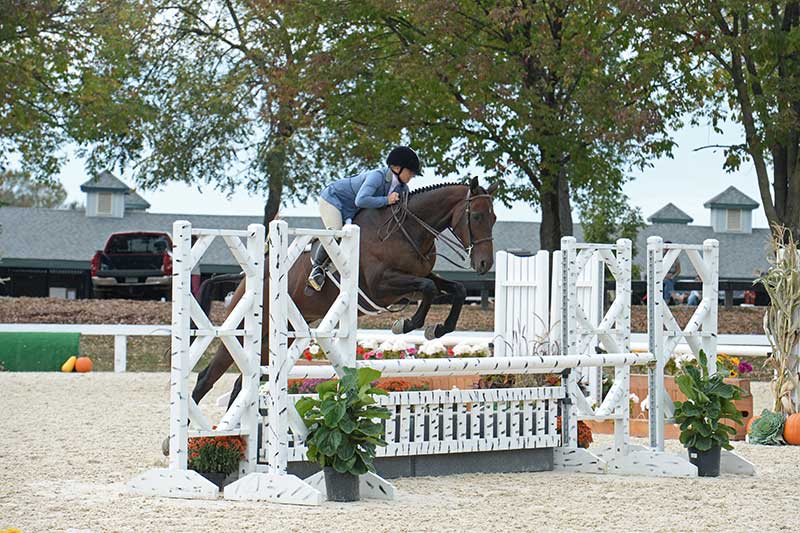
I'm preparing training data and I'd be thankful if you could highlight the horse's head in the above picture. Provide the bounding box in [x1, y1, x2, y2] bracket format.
[453, 177, 498, 275]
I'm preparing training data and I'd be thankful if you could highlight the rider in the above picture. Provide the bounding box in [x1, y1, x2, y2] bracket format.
[307, 145, 421, 291]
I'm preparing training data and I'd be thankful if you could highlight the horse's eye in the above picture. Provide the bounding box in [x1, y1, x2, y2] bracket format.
[472, 213, 482, 222]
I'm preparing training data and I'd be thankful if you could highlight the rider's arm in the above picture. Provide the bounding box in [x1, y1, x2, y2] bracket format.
[355, 170, 390, 209]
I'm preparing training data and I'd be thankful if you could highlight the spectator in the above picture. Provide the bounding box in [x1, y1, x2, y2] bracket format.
[687, 275, 702, 306]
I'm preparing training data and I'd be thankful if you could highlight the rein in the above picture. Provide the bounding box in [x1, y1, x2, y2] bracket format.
[378, 187, 494, 270]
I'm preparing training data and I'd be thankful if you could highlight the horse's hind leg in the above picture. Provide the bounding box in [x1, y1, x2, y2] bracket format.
[425, 274, 466, 339]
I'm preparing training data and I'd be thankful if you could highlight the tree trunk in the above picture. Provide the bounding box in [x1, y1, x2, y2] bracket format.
[263, 170, 282, 226]
[262, 123, 290, 227]
[539, 188, 562, 252]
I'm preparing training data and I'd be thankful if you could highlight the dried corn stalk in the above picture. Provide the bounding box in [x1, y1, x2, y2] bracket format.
[757, 226, 800, 415]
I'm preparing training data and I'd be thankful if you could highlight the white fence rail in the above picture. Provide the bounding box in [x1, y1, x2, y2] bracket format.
[0, 323, 772, 373]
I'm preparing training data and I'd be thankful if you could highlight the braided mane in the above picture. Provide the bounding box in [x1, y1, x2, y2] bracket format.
[408, 182, 468, 197]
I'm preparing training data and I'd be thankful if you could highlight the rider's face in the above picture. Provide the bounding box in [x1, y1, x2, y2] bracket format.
[397, 167, 415, 184]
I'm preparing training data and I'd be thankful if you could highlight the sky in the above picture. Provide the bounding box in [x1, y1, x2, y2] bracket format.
[55, 120, 770, 229]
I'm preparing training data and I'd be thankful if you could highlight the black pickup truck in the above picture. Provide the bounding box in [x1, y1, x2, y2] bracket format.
[90, 232, 173, 299]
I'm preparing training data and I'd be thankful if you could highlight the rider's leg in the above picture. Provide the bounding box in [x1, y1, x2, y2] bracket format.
[308, 197, 343, 291]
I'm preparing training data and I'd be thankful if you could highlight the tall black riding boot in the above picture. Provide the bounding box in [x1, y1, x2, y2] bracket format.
[307, 243, 331, 292]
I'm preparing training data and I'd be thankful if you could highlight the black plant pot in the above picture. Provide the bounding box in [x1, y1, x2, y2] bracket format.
[323, 467, 360, 502]
[197, 471, 230, 491]
[688, 446, 722, 477]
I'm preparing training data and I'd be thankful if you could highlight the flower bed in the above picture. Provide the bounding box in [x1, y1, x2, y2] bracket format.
[586, 374, 753, 440]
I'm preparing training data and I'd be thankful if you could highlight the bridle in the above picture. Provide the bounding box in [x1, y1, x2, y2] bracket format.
[379, 187, 494, 269]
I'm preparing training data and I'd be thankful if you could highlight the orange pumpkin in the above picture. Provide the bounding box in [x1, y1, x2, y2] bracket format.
[745, 416, 759, 435]
[784, 413, 800, 445]
[75, 356, 93, 373]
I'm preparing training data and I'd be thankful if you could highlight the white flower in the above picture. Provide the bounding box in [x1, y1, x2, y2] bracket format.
[378, 339, 411, 353]
[359, 339, 378, 351]
[640, 395, 650, 412]
[308, 344, 320, 355]
[419, 340, 446, 356]
[452, 342, 473, 356]
[471, 342, 491, 357]
[629, 393, 640, 404]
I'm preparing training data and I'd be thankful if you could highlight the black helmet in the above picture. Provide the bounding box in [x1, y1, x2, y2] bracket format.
[386, 146, 421, 174]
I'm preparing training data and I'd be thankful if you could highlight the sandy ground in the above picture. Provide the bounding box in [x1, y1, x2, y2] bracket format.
[1, 373, 797, 533]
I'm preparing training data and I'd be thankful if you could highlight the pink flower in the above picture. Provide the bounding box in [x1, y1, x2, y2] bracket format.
[376, 351, 384, 359]
[738, 361, 753, 374]
[364, 351, 374, 360]
[406, 347, 417, 356]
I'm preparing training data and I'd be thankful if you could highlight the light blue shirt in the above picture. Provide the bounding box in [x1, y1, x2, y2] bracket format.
[320, 166, 408, 221]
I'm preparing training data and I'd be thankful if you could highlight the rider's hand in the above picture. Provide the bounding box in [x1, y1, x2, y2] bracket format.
[388, 192, 400, 205]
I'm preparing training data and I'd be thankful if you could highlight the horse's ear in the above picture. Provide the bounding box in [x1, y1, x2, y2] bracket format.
[486, 182, 500, 195]
[469, 176, 479, 192]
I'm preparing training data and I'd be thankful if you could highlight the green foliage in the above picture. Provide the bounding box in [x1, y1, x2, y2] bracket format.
[308, 1, 686, 248]
[577, 188, 645, 256]
[673, 350, 744, 451]
[1, 1, 155, 179]
[187, 436, 246, 475]
[0, 170, 66, 207]
[295, 367, 391, 476]
[748, 409, 786, 446]
[648, 2, 800, 235]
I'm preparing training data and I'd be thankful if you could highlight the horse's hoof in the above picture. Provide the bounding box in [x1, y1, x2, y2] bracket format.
[424, 325, 439, 340]
[391, 319, 405, 335]
[161, 436, 170, 457]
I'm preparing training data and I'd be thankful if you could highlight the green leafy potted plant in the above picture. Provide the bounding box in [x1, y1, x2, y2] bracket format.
[673, 350, 745, 477]
[187, 435, 246, 490]
[295, 366, 391, 501]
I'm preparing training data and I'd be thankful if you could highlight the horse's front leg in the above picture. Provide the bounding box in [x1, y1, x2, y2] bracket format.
[425, 273, 467, 340]
[375, 270, 439, 335]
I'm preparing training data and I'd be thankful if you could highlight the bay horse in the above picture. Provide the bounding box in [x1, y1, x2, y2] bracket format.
[191, 177, 498, 410]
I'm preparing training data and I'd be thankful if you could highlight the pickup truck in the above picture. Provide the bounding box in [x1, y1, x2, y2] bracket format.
[90, 232, 173, 299]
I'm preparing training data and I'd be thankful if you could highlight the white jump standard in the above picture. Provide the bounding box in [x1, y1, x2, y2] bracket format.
[128, 221, 266, 499]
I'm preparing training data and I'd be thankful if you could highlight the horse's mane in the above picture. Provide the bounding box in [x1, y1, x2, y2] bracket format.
[408, 182, 467, 197]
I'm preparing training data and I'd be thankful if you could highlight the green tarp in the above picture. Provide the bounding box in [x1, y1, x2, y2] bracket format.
[0, 333, 80, 371]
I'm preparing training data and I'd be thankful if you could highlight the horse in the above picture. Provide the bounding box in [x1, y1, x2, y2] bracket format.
[190, 177, 499, 412]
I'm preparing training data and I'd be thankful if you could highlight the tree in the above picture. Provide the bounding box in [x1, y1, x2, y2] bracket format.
[655, 1, 800, 237]
[82, 1, 351, 225]
[0, 170, 67, 207]
[577, 190, 645, 248]
[0, 1, 153, 180]
[311, 1, 685, 250]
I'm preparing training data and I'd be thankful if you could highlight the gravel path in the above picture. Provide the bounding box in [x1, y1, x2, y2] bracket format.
[1, 374, 797, 532]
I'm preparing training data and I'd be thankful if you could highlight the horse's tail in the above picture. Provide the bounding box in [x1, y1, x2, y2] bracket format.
[198, 272, 246, 315]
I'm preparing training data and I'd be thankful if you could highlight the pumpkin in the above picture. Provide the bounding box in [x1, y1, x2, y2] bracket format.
[784, 413, 800, 445]
[746, 416, 759, 435]
[75, 356, 93, 373]
[61, 356, 77, 373]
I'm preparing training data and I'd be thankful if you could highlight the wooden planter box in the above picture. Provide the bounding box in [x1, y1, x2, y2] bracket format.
[586, 374, 753, 441]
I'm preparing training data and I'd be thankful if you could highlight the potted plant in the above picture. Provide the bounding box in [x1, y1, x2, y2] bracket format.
[295, 366, 391, 502]
[673, 350, 745, 477]
[187, 435, 246, 490]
